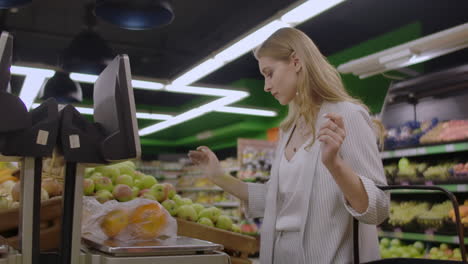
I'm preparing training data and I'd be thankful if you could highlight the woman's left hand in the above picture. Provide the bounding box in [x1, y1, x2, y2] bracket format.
[318, 113, 346, 169]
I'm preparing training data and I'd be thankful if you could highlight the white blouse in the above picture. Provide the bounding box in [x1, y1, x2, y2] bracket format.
[276, 140, 309, 231]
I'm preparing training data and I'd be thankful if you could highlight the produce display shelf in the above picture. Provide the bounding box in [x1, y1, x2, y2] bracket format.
[381, 142, 468, 160]
[388, 184, 468, 193]
[378, 230, 468, 244]
[178, 187, 223, 192]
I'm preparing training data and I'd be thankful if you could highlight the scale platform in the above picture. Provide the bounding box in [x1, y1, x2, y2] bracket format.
[81, 235, 231, 264]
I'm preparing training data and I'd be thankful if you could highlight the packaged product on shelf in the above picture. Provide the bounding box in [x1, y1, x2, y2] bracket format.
[237, 138, 276, 182]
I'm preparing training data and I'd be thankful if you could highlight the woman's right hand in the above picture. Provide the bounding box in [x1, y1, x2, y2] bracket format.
[188, 146, 224, 182]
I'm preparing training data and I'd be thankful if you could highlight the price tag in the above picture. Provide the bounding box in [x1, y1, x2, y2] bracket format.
[445, 144, 455, 152]
[452, 236, 460, 244]
[425, 181, 434, 186]
[395, 149, 418, 157]
[425, 229, 435, 240]
[457, 185, 467, 192]
[401, 181, 410, 186]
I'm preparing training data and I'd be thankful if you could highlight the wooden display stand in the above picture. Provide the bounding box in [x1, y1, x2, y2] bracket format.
[0, 196, 62, 250]
[177, 218, 259, 264]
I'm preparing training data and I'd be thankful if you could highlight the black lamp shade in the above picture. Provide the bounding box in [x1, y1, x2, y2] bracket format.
[41, 71, 83, 103]
[95, 0, 174, 30]
[61, 29, 114, 74]
[0, 0, 31, 8]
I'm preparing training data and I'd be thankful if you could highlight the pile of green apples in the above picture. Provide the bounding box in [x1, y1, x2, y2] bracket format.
[379, 238, 425, 259]
[83, 161, 176, 203]
[161, 195, 241, 233]
[427, 243, 463, 261]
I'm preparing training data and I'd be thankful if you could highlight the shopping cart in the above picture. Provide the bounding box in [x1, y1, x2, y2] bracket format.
[354, 185, 467, 264]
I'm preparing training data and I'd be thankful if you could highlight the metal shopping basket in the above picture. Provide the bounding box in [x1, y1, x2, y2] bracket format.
[354, 185, 467, 264]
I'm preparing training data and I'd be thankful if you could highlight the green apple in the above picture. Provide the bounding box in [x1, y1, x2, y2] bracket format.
[172, 195, 184, 207]
[182, 198, 193, 205]
[439, 243, 449, 251]
[133, 171, 145, 180]
[94, 177, 114, 192]
[150, 184, 166, 202]
[141, 192, 157, 200]
[231, 224, 241, 233]
[118, 166, 135, 177]
[215, 215, 233, 230]
[162, 199, 178, 216]
[398, 157, 410, 170]
[390, 238, 401, 247]
[413, 241, 424, 252]
[197, 217, 214, 227]
[95, 166, 120, 183]
[131, 186, 139, 198]
[112, 184, 133, 202]
[198, 207, 220, 223]
[380, 238, 390, 248]
[162, 183, 176, 199]
[89, 172, 104, 182]
[95, 189, 113, 203]
[84, 168, 95, 178]
[192, 203, 205, 214]
[177, 205, 198, 221]
[116, 174, 134, 187]
[83, 178, 95, 196]
[141, 175, 158, 189]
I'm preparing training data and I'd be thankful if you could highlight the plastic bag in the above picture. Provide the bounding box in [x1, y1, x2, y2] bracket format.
[82, 196, 177, 242]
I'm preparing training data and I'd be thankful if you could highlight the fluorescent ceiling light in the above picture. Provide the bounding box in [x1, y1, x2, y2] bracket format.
[337, 22, 468, 79]
[12, 66, 55, 109]
[131, 80, 164, 90]
[139, 92, 249, 136]
[31, 103, 172, 120]
[70, 72, 97, 83]
[214, 20, 290, 63]
[215, 106, 277, 117]
[171, 59, 224, 86]
[280, 0, 346, 25]
[166, 85, 249, 97]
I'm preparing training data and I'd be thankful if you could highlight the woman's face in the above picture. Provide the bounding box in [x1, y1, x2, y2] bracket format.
[258, 56, 300, 105]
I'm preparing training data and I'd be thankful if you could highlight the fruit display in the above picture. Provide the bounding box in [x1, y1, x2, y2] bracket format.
[448, 200, 468, 227]
[384, 119, 438, 150]
[84, 161, 247, 235]
[0, 162, 61, 211]
[388, 201, 429, 227]
[379, 238, 462, 260]
[452, 162, 468, 177]
[420, 120, 468, 144]
[416, 201, 452, 229]
[388, 157, 457, 183]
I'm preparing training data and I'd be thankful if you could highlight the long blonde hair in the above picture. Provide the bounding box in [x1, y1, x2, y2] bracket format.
[254, 28, 379, 147]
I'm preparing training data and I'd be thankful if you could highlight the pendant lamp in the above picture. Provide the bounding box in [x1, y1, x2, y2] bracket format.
[40, 71, 83, 103]
[95, 0, 174, 30]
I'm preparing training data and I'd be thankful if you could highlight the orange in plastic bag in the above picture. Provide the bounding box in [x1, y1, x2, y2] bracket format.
[129, 203, 168, 239]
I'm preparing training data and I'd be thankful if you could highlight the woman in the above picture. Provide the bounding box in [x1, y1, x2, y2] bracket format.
[188, 28, 389, 264]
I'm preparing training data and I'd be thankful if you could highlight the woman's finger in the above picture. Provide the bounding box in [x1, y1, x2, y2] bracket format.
[319, 124, 345, 140]
[318, 128, 343, 145]
[324, 113, 345, 131]
[318, 134, 339, 147]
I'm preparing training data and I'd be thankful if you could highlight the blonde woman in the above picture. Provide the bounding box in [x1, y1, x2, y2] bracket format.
[188, 28, 389, 264]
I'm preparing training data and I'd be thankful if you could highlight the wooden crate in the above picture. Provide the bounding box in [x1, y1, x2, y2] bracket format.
[176, 218, 259, 262]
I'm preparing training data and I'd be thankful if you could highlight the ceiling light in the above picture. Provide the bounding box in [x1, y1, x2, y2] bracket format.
[95, 0, 174, 30]
[337, 22, 468, 79]
[31, 103, 172, 120]
[215, 106, 277, 117]
[70, 72, 98, 83]
[131, 80, 164, 90]
[214, 20, 290, 63]
[12, 66, 55, 109]
[165, 84, 249, 97]
[280, 0, 346, 25]
[171, 59, 224, 86]
[139, 92, 248, 136]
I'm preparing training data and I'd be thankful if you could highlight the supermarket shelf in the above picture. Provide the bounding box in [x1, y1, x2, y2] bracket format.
[178, 187, 223, 192]
[378, 230, 468, 244]
[381, 142, 468, 160]
[388, 184, 468, 193]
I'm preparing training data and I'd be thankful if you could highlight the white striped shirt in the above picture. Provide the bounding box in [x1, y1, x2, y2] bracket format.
[246, 101, 390, 264]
